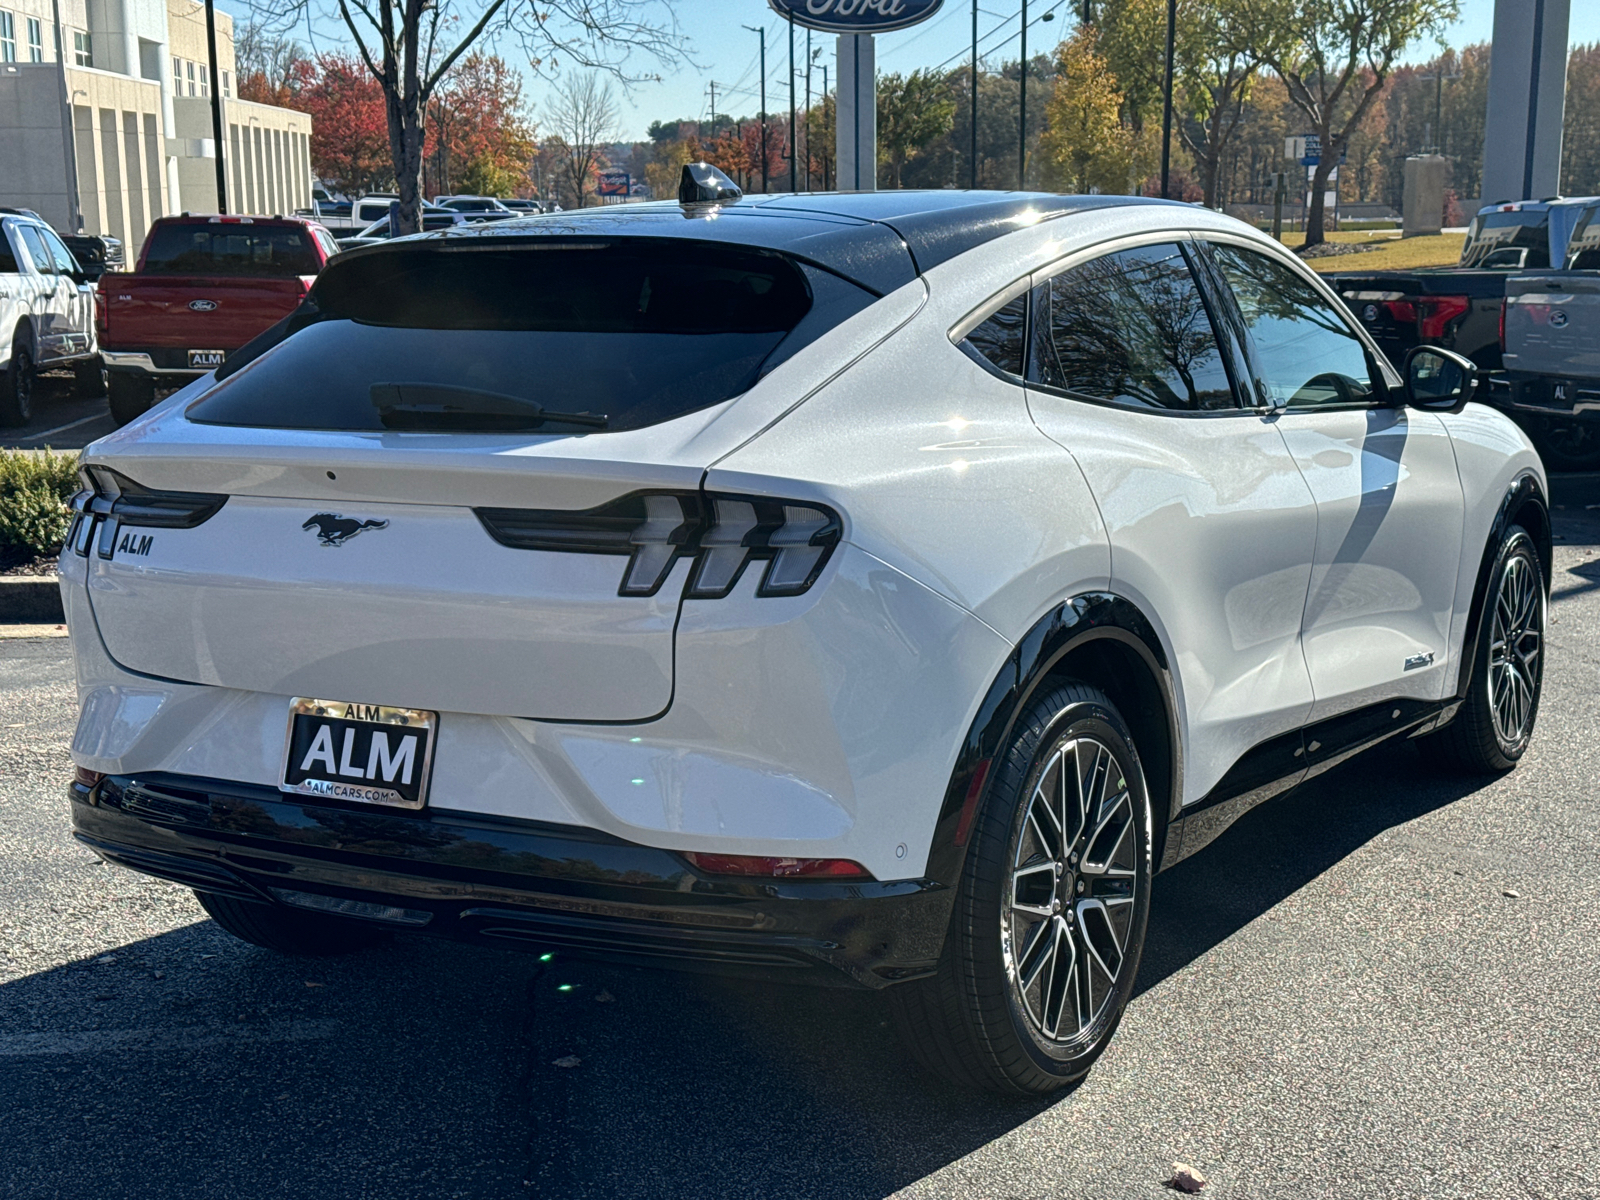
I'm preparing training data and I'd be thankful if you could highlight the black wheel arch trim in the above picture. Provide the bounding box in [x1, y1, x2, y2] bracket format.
[1455, 472, 1550, 703]
[925, 592, 1182, 891]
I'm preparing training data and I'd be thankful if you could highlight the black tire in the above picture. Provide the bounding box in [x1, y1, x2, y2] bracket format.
[890, 682, 1154, 1094]
[107, 373, 155, 427]
[1420, 526, 1545, 774]
[74, 356, 107, 398]
[194, 891, 385, 956]
[1, 341, 34, 427]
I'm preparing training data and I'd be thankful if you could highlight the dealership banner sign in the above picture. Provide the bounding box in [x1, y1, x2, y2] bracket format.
[767, 0, 943, 34]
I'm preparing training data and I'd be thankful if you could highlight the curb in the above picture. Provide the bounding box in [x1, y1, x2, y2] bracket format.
[0, 575, 66, 623]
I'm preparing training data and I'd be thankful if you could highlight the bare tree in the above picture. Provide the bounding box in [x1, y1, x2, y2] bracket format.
[235, 22, 306, 100]
[251, 0, 684, 232]
[548, 72, 621, 208]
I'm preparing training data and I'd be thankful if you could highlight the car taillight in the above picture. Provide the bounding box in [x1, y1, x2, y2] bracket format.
[681, 852, 873, 880]
[1499, 299, 1507, 351]
[68, 466, 228, 559]
[476, 491, 842, 599]
[93, 291, 107, 334]
[1418, 295, 1470, 340]
[1383, 300, 1417, 324]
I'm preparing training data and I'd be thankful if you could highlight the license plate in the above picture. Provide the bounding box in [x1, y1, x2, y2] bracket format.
[188, 349, 226, 368]
[281, 698, 437, 810]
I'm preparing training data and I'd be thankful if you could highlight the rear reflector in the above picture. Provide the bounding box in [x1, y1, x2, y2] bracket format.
[682, 852, 872, 880]
[74, 767, 105, 788]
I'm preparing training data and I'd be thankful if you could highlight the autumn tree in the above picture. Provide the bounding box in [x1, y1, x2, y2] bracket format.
[1175, 1, 1258, 208]
[1041, 30, 1129, 194]
[877, 69, 956, 188]
[427, 53, 537, 197]
[547, 72, 621, 208]
[1229, 0, 1458, 245]
[295, 54, 394, 197]
[251, 0, 685, 232]
[236, 22, 305, 106]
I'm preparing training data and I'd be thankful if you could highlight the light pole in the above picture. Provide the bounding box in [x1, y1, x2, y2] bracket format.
[203, 0, 227, 212]
[788, 12, 797, 193]
[822, 64, 830, 190]
[1159, 0, 1175, 198]
[970, 0, 978, 188]
[1417, 67, 1462, 153]
[1020, 0, 1027, 189]
[742, 25, 767, 192]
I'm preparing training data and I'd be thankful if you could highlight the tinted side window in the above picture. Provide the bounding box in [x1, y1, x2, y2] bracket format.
[962, 294, 1026, 377]
[40, 227, 80, 274]
[1030, 243, 1235, 411]
[18, 226, 55, 274]
[0, 228, 19, 274]
[1209, 244, 1375, 408]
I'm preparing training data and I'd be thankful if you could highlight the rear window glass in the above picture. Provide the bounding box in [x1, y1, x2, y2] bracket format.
[1566, 206, 1600, 269]
[185, 241, 847, 435]
[142, 224, 319, 276]
[1459, 210, 1550, 268]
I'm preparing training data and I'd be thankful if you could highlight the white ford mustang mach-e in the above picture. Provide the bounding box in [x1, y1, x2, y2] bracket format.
[62, 175, 1549, 1094]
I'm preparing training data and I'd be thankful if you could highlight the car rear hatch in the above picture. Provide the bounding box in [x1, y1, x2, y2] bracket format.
[77, 234, 880, 721]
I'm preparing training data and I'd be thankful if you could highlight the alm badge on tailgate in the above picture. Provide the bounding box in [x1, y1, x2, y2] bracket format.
[282, 698, 437, 809]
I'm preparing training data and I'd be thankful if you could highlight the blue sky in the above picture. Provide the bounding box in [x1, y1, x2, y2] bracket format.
[218, 0, 1600, 142]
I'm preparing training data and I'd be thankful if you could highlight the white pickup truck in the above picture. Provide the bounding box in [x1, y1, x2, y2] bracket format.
[1, 209, 104, 426]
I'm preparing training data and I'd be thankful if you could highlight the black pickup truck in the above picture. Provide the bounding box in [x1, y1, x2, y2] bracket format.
[1331, 197, 1600, 470]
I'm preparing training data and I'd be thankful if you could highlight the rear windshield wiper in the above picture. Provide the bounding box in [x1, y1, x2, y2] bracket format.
[370, 383, 608, 432]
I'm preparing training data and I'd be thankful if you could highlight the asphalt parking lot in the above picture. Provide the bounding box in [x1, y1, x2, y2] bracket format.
[0, 372, 119, 452]
[2, 480, 1597, 1200]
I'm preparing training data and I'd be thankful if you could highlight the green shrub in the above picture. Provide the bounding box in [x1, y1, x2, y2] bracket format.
[0, 448, 82, 561]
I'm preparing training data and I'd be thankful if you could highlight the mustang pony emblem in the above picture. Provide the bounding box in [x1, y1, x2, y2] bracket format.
[302, 513, 389, 546]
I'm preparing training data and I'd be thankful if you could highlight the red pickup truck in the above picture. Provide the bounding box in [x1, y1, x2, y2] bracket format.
[97, 215, 340, 425]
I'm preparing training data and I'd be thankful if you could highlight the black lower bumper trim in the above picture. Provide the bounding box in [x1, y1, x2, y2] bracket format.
[70, 773, 951, 989]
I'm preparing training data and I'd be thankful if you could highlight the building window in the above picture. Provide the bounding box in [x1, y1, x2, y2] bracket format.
[173, 55, 181, 91]
[221, 68, 229, 96]
[185, 59, 194, 95]
[72, 29, 90, 67]
[26, 16, 40, 61]
[0, 13, 16, 64]
[198, 63, 207, 96]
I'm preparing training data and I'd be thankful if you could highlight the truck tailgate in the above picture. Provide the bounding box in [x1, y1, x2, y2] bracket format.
[101, 275, 310, 350]
[1503, 272, 1600, 379]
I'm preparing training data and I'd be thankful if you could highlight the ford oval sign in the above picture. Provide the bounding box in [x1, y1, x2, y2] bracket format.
[768, 0, 943, 34]
[188, 299, 219, 312]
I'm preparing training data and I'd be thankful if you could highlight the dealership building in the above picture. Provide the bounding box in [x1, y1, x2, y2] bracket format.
[0, 0, 311, 258]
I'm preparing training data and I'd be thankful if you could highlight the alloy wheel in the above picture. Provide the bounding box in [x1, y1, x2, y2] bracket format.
[1488, 550, 1542, 748]
[1003, 735, 1140, 1045]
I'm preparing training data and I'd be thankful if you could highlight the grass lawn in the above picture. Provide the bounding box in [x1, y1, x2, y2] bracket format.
[1275, 230, 1466, 273]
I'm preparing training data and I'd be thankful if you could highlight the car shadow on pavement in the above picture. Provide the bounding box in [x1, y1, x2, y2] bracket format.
[1136, 737, 1484, 1002]
[0, 737, 1496, 1200]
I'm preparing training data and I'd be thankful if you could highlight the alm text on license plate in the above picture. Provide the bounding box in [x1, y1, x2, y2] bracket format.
[281, 698, 437, 809]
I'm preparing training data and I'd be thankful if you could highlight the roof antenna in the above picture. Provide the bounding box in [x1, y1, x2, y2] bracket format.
[679, 163, 743, 204]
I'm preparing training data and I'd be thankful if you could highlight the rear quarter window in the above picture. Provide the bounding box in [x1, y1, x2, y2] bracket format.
[1460, 211, 1551, 268]
[141, 224, 320, 277]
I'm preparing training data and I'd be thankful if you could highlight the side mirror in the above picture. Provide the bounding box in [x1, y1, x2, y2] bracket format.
[1402, 345, 1477, 414]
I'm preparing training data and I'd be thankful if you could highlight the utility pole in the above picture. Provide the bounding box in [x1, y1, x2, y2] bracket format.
[204, 0, 227, 212]
[970, 0, 979, 188]
[1019, 0, 1028, 189]
[708, 79, 717, 126]
[822, 64, 830, 190]
[800, 28, 812, 188]
[788, 13, 797, 192]
[743, 25, 767, 193]
[1159, 0, 1175, 198]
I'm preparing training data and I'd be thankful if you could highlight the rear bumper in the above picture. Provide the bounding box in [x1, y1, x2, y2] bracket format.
[1499, 372, 1600, 421]
[102, 350, 210, 380]
[70, 773, 953, 989]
